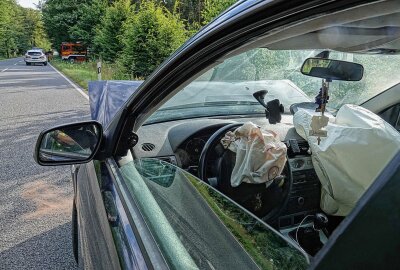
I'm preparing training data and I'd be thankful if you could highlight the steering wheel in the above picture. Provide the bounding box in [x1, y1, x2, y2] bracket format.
[199, 123, 293, 224]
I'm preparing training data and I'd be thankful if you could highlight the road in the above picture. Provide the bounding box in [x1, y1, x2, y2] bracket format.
[0, 57, 89, 269]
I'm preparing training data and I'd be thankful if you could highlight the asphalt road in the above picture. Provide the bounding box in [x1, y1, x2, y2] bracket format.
[0, 57, 89, 269]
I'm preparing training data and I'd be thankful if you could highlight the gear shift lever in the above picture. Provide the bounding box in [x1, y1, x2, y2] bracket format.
[289, 213, 329, 256]
[314, 213, 329, 231]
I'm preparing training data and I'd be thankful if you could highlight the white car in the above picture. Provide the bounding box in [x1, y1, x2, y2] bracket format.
[24, 49, 47, 66]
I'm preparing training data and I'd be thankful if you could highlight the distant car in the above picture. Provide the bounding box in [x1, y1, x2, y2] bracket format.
[34, 0, 400, 269]
[24, 49, 47, 66]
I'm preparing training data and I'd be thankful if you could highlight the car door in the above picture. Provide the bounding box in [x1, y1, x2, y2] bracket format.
[73, 162, 122, 269]
[104, 155, 310, 269]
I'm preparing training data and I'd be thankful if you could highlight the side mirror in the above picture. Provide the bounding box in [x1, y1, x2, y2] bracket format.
[34, 121, 103, 166]
[301, 58, 364, 81]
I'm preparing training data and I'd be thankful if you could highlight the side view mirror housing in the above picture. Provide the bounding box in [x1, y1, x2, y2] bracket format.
[34, 121, 103, 166]
[301, 57, 364, 81]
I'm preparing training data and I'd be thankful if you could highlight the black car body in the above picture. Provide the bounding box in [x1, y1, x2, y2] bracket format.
[35, 0, 400, 269]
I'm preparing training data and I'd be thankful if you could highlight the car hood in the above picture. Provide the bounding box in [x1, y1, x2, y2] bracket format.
[88, 81, 143, 128]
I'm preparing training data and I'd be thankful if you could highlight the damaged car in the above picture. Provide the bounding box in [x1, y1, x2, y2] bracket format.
[34, 0, 400, 269]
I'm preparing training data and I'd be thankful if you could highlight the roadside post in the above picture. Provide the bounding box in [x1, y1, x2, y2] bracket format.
[97, 60, 102, 80]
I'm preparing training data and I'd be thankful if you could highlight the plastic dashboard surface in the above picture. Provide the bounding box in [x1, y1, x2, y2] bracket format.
[132, 115, 303, 162]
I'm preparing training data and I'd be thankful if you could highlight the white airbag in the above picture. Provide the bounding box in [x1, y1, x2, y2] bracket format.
[221, 122, 287, 187]
[294, 104, 400, 216]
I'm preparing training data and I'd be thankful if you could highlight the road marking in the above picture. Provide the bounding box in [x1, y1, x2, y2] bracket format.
[1, 67, 9, 72]
[49, 63, 89, 100]
[14, 63, 17, 65]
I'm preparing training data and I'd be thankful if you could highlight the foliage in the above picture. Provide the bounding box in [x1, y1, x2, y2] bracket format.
[39, 0, 238, 79]
[69, 0, 108, 47]
[42, 0, 90, 48]
[117, 1, 187, 78]
[93, 0, 132, 62]
[202, 0, 237, 24]
[0, 0, 21, 57]
[0, 0, 50, 58]
[186, 174, 308, 270]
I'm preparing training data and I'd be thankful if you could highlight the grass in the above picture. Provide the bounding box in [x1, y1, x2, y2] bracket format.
[50, 58, 119, 90]
[185, 172, 309, 270]
[186, 174, 275, 269]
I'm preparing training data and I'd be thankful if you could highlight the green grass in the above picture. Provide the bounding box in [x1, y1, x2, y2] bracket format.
[185, 173, 308, 270]
[51, 58, 119, 90]
[186, 174, 275, 269]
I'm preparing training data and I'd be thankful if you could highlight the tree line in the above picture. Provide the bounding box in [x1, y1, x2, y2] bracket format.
[41, 0, 237, 78]
[0, 0, 50, 59]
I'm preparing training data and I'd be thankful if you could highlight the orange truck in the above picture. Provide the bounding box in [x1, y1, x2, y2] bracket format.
[60, 42, 87, 62]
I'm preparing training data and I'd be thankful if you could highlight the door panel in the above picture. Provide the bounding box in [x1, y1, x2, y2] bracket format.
[76, 161, 121, 270]
[101, 161, 149, 270]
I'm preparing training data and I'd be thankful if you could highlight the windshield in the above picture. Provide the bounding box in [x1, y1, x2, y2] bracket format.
[27, 51, 42, 56]
[146, 48, 400, 124]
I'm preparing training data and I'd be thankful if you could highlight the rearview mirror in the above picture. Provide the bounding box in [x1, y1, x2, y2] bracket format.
[34, 121, 103, 166]
[301, 58, 364, 81]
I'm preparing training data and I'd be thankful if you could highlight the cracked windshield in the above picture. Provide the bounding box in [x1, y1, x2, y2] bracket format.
[149, 49, 400, 123]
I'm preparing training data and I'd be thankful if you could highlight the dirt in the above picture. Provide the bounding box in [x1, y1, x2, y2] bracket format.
[21, 180, 71, 219]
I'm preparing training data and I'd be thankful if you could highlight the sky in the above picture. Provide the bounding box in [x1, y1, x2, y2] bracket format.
[18, 0, 38, 9]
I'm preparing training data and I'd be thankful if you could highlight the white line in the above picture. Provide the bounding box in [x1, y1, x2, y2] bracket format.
[49, 63, 89, 100]
[13, 63, 17, 65]
[1, 67, 9, 72]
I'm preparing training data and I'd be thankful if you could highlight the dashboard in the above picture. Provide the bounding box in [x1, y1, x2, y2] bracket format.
[133, 115, 321, 230]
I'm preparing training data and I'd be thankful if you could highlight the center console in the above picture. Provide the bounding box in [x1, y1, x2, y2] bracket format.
[277, 139, 321, 229]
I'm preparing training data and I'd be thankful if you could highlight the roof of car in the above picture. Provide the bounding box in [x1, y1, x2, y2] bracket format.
[27, 49, 43, 52]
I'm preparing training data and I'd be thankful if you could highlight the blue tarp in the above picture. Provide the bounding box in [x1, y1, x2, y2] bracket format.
[88, 80, 143, 128]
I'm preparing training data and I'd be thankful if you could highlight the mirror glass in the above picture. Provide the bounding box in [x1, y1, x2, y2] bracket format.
[301, 58, 364, 81]
[38, 122, 101, 163]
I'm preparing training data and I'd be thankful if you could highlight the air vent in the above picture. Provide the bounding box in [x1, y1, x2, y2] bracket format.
[141, 143, 155, 152]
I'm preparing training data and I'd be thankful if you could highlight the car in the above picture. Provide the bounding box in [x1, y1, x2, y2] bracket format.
[24, 49, 48, 66]
[34, 0, 400, 269]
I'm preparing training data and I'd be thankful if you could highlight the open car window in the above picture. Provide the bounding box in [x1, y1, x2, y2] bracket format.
[119, 158, 308, 270]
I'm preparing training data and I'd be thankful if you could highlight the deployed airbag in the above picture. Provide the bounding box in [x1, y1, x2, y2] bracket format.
[294, 104, 400, 216]
[221, 122, 287, 187]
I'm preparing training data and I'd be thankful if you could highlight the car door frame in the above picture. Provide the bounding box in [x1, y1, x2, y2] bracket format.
[105, 157, 170, 269]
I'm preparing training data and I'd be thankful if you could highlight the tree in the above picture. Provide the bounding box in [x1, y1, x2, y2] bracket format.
[69, 0, 108, 47]
[169, 0, 204, 31]
[0, 0, 20, 57]
[201, 0, 236, 25]
[22, 9, 51, 51]
[117, 1, 187, 78]
[42, 0, 91, 47]
[0, 0, 50, 58]
[93, 0, 131, 62]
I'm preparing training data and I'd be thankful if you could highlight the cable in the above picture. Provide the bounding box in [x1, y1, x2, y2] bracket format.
[295, 215, 314, 245]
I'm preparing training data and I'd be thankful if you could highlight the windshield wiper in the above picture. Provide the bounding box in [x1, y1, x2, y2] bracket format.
[157, 101, 261, 111]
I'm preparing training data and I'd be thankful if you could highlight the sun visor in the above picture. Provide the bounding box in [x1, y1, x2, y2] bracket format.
[88, 80, 143, 129]
[294, 104, 400, 216]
